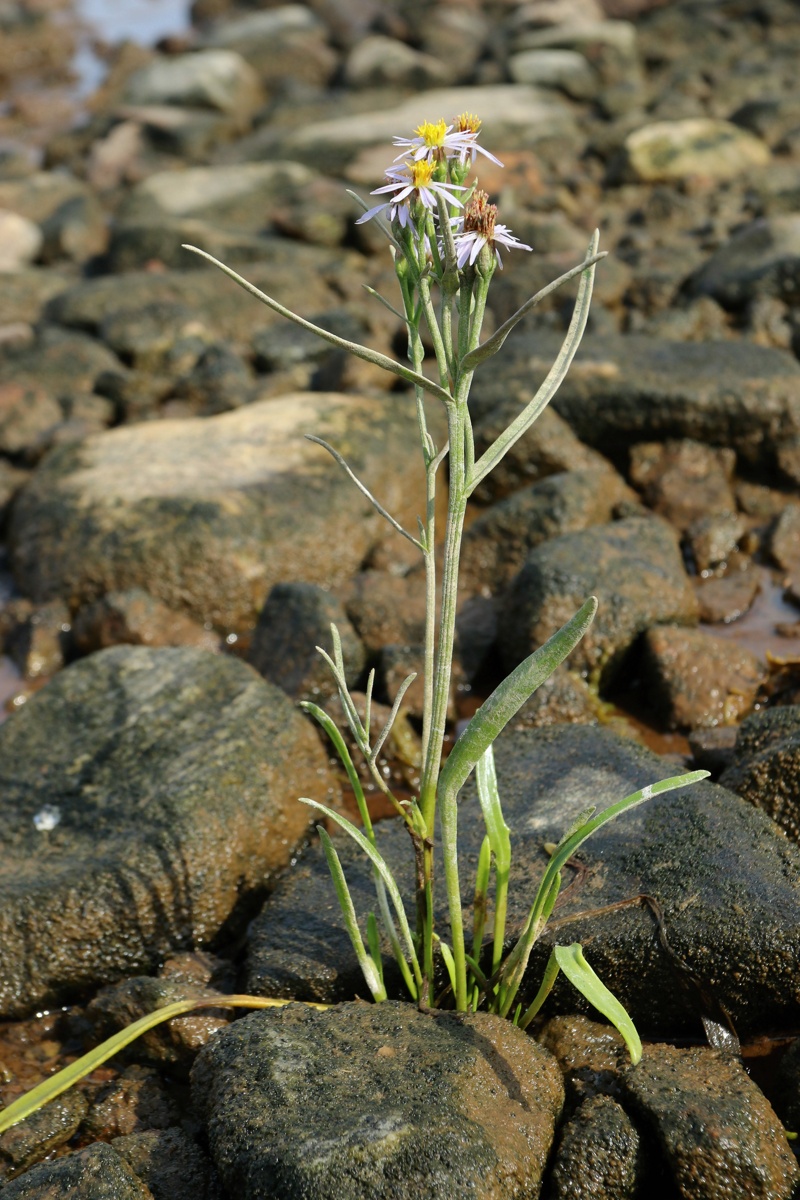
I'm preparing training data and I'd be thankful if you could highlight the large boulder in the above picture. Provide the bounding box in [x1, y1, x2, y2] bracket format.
[9, 392, 433, 631]
[0, 645, 335, 1017]
[246, 724, 800, 1038]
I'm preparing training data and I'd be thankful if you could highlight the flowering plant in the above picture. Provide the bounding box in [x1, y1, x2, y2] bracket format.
[0, 116, 706, 1135]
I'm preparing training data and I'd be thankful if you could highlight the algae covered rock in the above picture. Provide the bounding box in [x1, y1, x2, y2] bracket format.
[0, 644, 335, 1017]
[192, 1001, 563, 1200]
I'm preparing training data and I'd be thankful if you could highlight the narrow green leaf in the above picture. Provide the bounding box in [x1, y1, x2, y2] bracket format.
[318, 827, 387, 1002]
[0, 994, 326, 1135]
[438, 597, 597, 804]
[181, 245, 454, 406]
[299, 797, 422, 995]
[472, 835, 491, 961]
[475, 745, 510, 873]
[516, 948, 561, 1027]
[300, 701, 373, 842]
[439, 940, 458, 997]
[551, 944, 642, 1065]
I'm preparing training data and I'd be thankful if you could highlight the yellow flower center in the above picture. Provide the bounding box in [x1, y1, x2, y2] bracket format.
[413, 118, 448, 148]
[454, 112, 481, 135]
[410, 160, 436, 188]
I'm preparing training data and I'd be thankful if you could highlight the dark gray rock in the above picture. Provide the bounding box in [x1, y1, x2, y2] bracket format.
[506, 665, 600, 730]
[0, 1141, 153, 1199]
[113, 1128, 221, 1200]
[468, 404, 612, 505]
[641, 624, 765, 730]
[775, 1036, 800, 1134]
[461, 467, 637, 594]
[3, 597, 70, 679]
[248, 581, 365, 703]
[72, 589, 220, 655]
[8, 393, 432, 633]
[469, 332, 800, 474]
[0, 645, 334, 1017]
[686, 215, 800, 309]
[344, 569, 428, 654]
[620, 1044, 799, 1199]
[719, 706, 800, 842]
[537, 1014, 625, 1111]
[499, 516, 697, 686]
[192, 1001, 564, 1200]
[0, 1090, 88, 1178]
[546, 1094, 644, 1200]
[628, 439, 736, 532]
[247, 724, 800, 1037]
[687, 726, 738, 778]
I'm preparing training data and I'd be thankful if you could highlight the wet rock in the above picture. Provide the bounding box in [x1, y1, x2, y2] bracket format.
[641, 624, 765, 730]
[546, 1094, 644, 1199]
[0, 1091, 88, 1178]
[469, 403, 612, 505]
[547, 334, 800, 473]
[344, 569, 428, 654]
[719, 706, 800, 842]
[267, 85, 578, 172]
[248, 582, 365, 703]
[537, 1014, 625, 1109]
[0, 645, 335, 1017]
[9, 393, 431, 632]
[684, 511, 746, 574]
[201, 8, 337, 90]
[510, 665, 599, 729]
[0, 382, 62, 462]
[694, 563, 760, 625]
[72, 590, 220, 655]
[0, 1141, 153, 1200]
[461, 466, 636, 593]
[0, 210, 42, 270]
[775, 1037, 800, 1134]
[343, 35, 454, 89]
[247, 723, 800, 1036]
[87, 975, 231, 1078]
[628, 439, 736, 532]
[499, 516, 697, 687]
[769, 502, 800, 576]
[686, 215, 800, 309]
[119, 161, 316, 231]
[621, 119, 770, 183]
[687, 726, 738, 778]
[509, 49, 600, 99]
[620, 1044, 798, 1199]
[4, 597, 70, 679]
[84, 1066, 179, 1140]
[46, 256, 351, 348]
[113, 1128, 221, 1200]
[192, 1001, 564, 1200]
[123, 50, 262, 121]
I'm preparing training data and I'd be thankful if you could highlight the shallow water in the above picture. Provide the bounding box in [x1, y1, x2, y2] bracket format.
[70, 0, 191, 96]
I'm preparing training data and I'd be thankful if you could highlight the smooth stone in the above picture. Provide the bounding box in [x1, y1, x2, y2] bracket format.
[684, 512, 746, 573]
[469, 399, 611, 505]
[686, 215, 800, 309]
[343, 35, 455, 89]
[499, 516, 697, 686]
[123, 50, 263, 119]
[0, 269, 74, 326]
[508, 49, 601, 99]
[246, 723, 800, 1037]
[640, 624, 765, 730]
[620, 1045, 799, 1199]
[719, 706, 800, 843]
[118, 161, 316, 229]
[0, 381, 62, 460]
[0, 172, 88, 228]
[627, 439, 736, 532]
[9, 393, 432, 631]
[770, 501, 800, 575]
[72, 589, 220, 654]
[468, 332, 800, 475]
[0, 210, 42, 270]
[267, 85, 578, 172]
[0, 645, 334, 1017]
[202, 7, 337, 88]
[248, 581, 366, 703]
[192, 1001, 564, 1200]
[0, 1142, 152, 1199]
[460, 466, 637, 594]
[623, 118, 770, 182]
[694, 565, 760, 625]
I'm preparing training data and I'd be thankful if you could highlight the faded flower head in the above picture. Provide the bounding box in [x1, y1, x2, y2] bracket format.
[452, 189, 532, 269]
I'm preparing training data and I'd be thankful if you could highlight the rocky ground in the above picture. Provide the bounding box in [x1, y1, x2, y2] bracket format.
[1, 0, 800, 1196]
